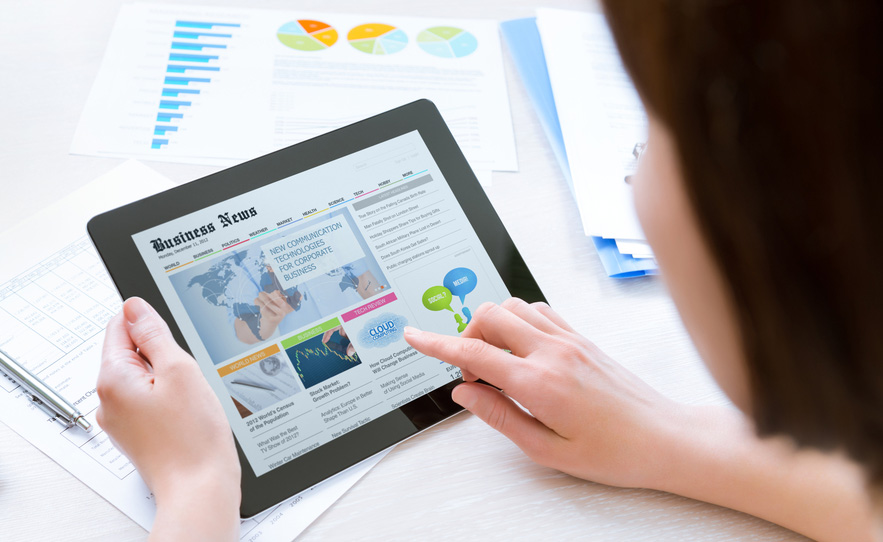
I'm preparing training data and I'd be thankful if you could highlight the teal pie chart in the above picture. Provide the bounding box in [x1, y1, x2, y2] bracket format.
[417, 26, 478, 58]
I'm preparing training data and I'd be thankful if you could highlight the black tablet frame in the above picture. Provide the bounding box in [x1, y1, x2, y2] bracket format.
[88, 99, 546, 518]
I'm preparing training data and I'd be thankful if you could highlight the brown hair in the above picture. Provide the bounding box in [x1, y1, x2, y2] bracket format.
[601, 1, 883, 484]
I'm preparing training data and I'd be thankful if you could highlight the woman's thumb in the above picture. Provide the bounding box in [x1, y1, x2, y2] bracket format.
[123, 297, 182, 369]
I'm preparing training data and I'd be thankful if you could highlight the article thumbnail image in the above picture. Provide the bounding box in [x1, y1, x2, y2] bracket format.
[221, 354, 303, 418]
[168, 208, 389, 365]
[285, 327, 360, 389]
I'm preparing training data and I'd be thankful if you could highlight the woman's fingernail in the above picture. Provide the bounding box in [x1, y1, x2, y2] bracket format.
[124, 297, 151, 324]
[451, 385, 478, 410]
[403, 326, 422, 338]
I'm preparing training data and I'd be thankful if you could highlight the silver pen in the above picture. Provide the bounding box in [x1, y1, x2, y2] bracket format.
[230, 379, 278, 392]
[0, 348, 92, 432]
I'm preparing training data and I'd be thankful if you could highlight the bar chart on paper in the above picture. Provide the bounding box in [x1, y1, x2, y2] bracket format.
[152, 20, 241, 150]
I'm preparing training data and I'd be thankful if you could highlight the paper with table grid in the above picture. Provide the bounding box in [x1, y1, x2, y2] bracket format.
[0, 161, 386, 539]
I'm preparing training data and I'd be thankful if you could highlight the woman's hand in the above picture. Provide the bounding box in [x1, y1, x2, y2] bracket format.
[405, 298, 876, 542]
[404, 297, 685, 490]
[98, 297, 241, 541]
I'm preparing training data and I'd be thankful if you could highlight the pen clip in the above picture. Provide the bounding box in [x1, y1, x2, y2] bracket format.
[28, 393, 67, 424]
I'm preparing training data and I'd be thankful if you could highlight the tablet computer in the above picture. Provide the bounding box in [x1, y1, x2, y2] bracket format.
[88, 99, 545, 517]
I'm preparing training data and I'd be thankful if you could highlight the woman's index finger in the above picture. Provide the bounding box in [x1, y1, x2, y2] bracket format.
[404, 327, 527, 395]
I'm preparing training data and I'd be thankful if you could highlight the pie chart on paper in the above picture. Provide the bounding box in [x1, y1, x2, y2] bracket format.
[277, 20, 338, 51]
[347, 23, 409, 55]
[417, 26, 478, 58]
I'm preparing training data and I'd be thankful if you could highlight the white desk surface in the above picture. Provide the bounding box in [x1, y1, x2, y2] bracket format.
[0, 1, 808, 540]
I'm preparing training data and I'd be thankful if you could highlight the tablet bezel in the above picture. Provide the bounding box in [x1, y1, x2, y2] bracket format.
[88, 99, 546, 518]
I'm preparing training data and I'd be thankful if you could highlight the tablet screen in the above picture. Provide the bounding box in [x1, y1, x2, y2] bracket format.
[131, 130, 509, 476]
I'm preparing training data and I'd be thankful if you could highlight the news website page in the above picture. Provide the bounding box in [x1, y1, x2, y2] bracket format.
[132, 131, 510, 476]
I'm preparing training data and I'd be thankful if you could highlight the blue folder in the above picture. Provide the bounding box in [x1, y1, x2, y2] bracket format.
[500, 17, 658, 278]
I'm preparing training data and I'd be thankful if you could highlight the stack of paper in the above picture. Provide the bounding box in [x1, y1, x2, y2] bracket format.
[501, 9, 658, 278]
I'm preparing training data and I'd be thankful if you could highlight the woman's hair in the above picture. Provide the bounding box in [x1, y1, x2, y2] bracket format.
[601, 1, 883, 484]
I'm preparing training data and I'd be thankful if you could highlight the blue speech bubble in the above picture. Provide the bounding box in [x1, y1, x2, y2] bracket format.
[443, 267, 477, 305]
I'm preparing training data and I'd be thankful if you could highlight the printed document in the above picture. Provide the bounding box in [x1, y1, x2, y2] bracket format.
[0, 161, 387, 539]
[71, 3, 517, 173]
[536, 8, 648, 240]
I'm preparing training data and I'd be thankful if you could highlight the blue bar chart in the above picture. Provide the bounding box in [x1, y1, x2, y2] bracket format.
[171, 42, 228, 51]
[161, 88, 200, 97]
[166, 65, 220, 73]
[159, 100, 192, 110]
[176, 21, 241, 29]
[153, 19, 240, 151]
[164, 76, 212, 85]
[168, 53, 219, 62]
[173, 31, 233, 39]
[157, 112, 184, 122]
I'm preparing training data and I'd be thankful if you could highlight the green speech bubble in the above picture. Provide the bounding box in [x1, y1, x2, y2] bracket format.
[422, 285, 454, 312]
